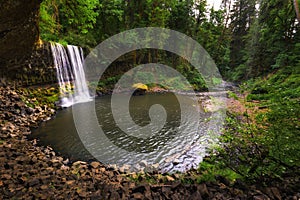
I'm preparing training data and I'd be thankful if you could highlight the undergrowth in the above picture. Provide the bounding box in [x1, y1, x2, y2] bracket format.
[198, 65, 300, 185]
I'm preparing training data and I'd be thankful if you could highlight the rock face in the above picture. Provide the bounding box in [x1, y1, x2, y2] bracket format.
[0, 0, 41, 74]
[5, 42, 56, 86]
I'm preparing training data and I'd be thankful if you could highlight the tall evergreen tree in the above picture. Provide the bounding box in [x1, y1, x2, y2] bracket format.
[248, 0, 298, 75]
[229, 0, 256, 69]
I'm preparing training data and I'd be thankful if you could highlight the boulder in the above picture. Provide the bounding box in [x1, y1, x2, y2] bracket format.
[132, 83, 148, 96]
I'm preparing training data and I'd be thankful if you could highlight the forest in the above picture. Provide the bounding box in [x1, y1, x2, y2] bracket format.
[40, 0, 299, 80]
[39, 0, 300, 192]
[0, 0, 299, 199]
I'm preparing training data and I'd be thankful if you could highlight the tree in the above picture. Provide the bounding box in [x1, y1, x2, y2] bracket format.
[39, 0, 99, 48]
[228, 0, 300, 80]
[92, 0, 124, 43]
[253, 0, 298, 73]
[228, 0, 257, 70]
[294, 0, 300, 22]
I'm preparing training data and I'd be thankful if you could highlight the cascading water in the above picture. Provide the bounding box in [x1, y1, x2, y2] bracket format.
[51, 43, 91, 107]
[67, 45, 91, 103]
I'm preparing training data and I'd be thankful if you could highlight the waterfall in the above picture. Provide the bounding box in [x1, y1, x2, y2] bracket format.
[51, 43, 91, 107]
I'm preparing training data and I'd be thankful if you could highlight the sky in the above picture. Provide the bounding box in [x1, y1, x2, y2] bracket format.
[206, 0, 222, 10]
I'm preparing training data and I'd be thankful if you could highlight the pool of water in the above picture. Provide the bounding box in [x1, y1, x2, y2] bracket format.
[31, 93, 219, 172]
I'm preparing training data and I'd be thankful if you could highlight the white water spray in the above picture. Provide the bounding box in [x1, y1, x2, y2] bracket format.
[51, 43, 91, 107]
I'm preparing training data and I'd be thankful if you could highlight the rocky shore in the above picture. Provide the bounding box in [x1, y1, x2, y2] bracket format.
[1, 85, 299, 199]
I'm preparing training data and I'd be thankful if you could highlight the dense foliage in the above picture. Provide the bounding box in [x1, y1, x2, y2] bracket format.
[40, 0, 300, 81]
[39, 0, 230, 91]
[39, 0, 300, 185]
[199, 66, 300, 184]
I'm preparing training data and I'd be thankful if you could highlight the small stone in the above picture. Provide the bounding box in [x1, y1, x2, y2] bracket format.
[90, 161, 100, 169]
[131, 172, 138, 179]
[152, 163, 159, 169]
[77, 189, 87, 198]
[61, 165, 69, 171]
[40, 185, 48, 190]
[131, 193, 144, 199]
[31, 157, 38, 163]
[73, 161, 87, 166]
[173, 159, 180, 165]
[107, 164, 117, 170]
[119, 164, 130, 173]
[99, 167, 106, 173]
[66, 180, 76, 185]
[51, 158, 61, 164]
[139, 160, 148, 167]
[2, 174, 11, 179]
[62, 158, 69, 165]
[166, 175, 175, 182]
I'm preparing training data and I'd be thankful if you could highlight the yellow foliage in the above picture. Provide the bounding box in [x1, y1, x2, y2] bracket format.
[132, 83, 148, 90]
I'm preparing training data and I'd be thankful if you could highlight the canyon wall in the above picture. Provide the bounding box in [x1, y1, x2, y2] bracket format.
[0, 0, 46, 84]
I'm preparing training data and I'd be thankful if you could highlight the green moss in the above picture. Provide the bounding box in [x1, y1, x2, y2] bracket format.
[247, 66, 300, 101]
[202, 66, 299, 184]
[197, 160, 240, 183]
[228, 91, 238, 100]
[18, 86, 60, 108]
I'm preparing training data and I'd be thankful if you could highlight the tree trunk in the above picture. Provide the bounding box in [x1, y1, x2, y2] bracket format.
[294, 0, 300, 23]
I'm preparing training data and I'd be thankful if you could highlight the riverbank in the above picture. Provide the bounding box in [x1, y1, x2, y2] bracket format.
[1, 84, 299, 199]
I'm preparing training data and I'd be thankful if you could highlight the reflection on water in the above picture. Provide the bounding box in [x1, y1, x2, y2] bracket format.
[31, 93, 213, 172]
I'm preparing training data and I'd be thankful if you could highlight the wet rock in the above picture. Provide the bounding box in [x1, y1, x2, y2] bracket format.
[119, 164, 130, 173]
[139, 160, 148, 168]
[107, 164, 117, 170]
[62, 158, 69, 165]
[173, 158, 181, 165]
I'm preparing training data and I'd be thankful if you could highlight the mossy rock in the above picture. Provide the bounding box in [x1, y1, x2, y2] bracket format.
[132, 83, 149, 91]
